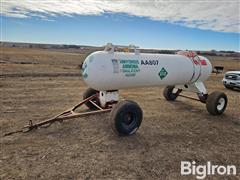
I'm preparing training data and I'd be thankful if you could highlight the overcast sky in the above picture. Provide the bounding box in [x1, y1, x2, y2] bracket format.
[1, 0, 240, 51]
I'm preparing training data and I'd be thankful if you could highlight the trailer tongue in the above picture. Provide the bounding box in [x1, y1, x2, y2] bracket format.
[4, 94, 112, 136]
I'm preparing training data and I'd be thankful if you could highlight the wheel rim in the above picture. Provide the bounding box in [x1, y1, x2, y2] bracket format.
[170, 87, 181, 99]
[217, 97, 225, 111]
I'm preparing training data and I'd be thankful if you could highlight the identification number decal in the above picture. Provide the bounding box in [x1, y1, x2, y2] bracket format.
[141, 60, 159, 65]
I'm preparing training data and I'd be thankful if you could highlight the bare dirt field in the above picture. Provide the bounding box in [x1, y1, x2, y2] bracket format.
[1, 47, 240, 179]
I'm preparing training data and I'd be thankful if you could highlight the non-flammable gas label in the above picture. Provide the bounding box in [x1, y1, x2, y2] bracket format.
[159, 67, 168, 79]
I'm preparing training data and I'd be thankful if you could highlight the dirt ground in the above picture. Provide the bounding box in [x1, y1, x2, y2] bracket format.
[1, 47, 240, 179]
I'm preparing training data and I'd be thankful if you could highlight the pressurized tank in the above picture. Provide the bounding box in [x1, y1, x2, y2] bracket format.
[82, 51, 212, 91]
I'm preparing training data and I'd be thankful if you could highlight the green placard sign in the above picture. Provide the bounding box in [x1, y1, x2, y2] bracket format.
[159, 67, 168, 79]
[82, 63, 88, 79]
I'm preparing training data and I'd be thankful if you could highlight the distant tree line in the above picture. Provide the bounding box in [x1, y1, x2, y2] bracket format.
[2, 42, 239, 58]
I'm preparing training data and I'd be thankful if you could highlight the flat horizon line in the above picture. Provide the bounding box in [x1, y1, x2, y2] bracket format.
[1, 40, 239, 53]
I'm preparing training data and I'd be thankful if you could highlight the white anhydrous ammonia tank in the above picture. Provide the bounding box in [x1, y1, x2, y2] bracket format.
[82, 51, 212, 91]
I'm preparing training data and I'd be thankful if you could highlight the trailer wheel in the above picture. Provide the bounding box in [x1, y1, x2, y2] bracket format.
[206, 91, 227, 115]
[83, 88, 100, 110]
[110, 100, 143, 136]
[163, 86, 181, 101]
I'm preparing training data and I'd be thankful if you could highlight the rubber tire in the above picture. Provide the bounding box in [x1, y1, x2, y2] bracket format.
[206, 91, 228, 115]
[110, 100, 143, 136]
[224, 84, 233, 90]
[163, 86, 179, 101]
[83, 88, 100, 110]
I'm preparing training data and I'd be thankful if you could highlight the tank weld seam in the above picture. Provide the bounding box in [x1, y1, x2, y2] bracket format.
[176, 51, 196, 84]
[189, 57, 196, 83]
[192, 55, 202, 83]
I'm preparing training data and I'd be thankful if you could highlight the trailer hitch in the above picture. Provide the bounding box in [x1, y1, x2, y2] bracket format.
[4, 94, 112, 137]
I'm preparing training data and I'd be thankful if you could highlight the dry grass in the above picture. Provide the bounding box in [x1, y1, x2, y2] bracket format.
[0, 47, 239, 179]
